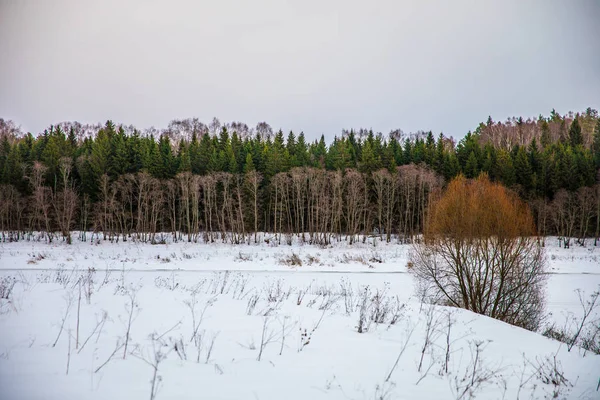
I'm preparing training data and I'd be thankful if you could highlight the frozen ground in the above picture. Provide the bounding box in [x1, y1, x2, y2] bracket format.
[0, 235, 599, 400]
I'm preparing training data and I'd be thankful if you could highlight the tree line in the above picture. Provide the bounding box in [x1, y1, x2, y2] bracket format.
[0, 108, 599, 245]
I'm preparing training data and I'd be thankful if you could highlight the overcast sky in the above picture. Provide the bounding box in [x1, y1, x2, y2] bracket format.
[1, 0, 599, 140]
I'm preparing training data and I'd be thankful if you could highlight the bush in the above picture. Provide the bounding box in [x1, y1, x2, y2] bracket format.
[409, 175, 547, 330]
[0, 276, 16, 299]
[280, 252, 302, 267]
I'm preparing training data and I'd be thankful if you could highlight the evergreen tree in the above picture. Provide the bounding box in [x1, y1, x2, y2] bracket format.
[443, 153, 460, 180]
[540, 119, 551, 148]
[159, 134, 176, 178]
[496, 149, 515, 187]
[514, 146, 532, 191]
[90, 122, 114, 179]
[148, 138, 163, 177]
[189, 132, 201, 174]
[480, 144, 496, 176]
[424, 131, 435, 165]
[227, 145, 238, 173]
[403, 139, 413, 164]
[230, 132, 243, 170]
[382, 142, 396, 172]
[456, 131, 479, 169]
[347, 130, 359, 167]
[569, 117, 583, 147]
[111, 127, 130, 176]
[177, 140, 191, 172]
[465, 151, 479, 178]
[218, 126, 229, 152]
[2, 144, 25, 190]
[359, 140, 380, 174]
[295, 132, 309, 166]
[286, 131, 297, 167]
[433, 134, 445, 174]
[244, 152, 255, 173]
[311, 135, 327, 168]
[197, 134, 212, 175]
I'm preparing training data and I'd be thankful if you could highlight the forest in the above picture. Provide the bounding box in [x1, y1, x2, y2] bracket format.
[0, 108, 599, 245]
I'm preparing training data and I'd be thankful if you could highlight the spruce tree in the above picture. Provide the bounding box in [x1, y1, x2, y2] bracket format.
[569, 117, 583, 147]
[90, 123, 114, 178]
[148, 138, 163, 177]
[177, 140, 191, 173]
[2, 144, 24, 190]
[295, 132, 308, 166]
[359, 140, 379, 174]
[159, 134, 176, 178]
[514, 146, 532, 191]
[465, 151, 479, 178]
[496, 149, 516, 187]
[189, 132, 200, 174]
[244, 152, 255, 173]
[540, 119, 551, 148]
[443, 153, 460, 180]
[197, 134, 212, 175]
[111, 127, 130, 176]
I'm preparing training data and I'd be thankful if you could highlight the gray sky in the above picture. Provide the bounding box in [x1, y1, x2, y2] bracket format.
[1, 0, 599, 140]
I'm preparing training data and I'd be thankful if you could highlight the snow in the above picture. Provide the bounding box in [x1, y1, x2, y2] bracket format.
[0, 235, 599, 400]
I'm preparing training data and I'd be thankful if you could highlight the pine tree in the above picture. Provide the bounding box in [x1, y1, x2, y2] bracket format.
[480, 144, 496, 175]
[189, 132, 201, 174]
[230, 132, 243, 171]
[227, 146, 238, 173]
[403, 139, 413, 164]
[2, 144, 24, 190]
[443, 153, 460, 180]
[312, 135, 327, 168]
[177, 140, 191, 172]
[424, 131, 435, 165]
[383, 142, 397, 172]
[496, 149, 515, 187]
[514, 146, 532, 191]
[569, 117, 583, 147]
[159, 134, 176, 178]
[347, 130, 359, 167]
[465, 151, 479, 178]
[244, 152, 255, 173]
[286, 131, 297, 166]
[111, 127, 130, 176]
[540, 119, 551, 148]
[295, 132, 309, 166]
[197, 134, 212, 175]
[456, 131, 479, 169]
[148, 138, 163, 177]
[412, 138, 425, 163]
[90, 122, 114, 178]
[218, 126, 229, 152]
[67, 127, 77, 156]
[359, 140, 380, 174]
[433, 134, 445, 174]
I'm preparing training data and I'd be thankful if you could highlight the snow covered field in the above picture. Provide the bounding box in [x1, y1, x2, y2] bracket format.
[0, 236, 599, 400]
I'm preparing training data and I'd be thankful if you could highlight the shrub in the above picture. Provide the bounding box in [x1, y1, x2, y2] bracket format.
[409, 175, 547, 330]
[280, 252, 302, 267]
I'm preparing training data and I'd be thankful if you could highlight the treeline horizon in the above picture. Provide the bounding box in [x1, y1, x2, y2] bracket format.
[0, 108, 599, 245]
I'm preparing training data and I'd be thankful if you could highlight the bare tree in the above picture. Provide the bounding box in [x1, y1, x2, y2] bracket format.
[30, 162, 53, 241]
[576, 186, 597, 245]
[52, 157, 78, 244]
[344, 169, 366, 244]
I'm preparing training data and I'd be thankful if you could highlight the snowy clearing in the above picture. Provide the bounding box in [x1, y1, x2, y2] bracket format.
[0, 236, 599, 400]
